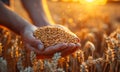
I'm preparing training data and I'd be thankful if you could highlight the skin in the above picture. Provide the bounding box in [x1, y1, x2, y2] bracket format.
[21, 0, 54, 26]
[0, 0, 81, 59]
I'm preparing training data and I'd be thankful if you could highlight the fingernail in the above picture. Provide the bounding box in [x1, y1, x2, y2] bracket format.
[38, 44, 44, 51]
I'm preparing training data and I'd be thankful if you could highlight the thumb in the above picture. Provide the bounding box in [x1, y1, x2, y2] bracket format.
[28, 35, 44, 51]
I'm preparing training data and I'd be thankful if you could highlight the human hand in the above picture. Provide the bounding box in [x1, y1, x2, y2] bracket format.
[21, 25, 81, 59]
[20, 25, 68, 52]
[20, 25, 44, 51]
[36, 41, 81, 59]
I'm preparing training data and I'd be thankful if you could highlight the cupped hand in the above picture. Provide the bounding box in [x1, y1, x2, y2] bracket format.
[36, 42, 81, 59]
[20, 25, 44, 51]
[21, 25, 81, 59]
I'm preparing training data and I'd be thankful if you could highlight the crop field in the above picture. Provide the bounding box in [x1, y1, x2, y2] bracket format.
[0, 0, 120, 72]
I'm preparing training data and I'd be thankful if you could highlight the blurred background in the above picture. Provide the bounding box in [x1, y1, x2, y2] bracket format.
[0, 0, 120, 72]
[10, 0, 120, 32]
[2, 0, 120, 55]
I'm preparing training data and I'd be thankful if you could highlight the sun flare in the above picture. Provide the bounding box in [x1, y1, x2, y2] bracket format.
[80, 0, 107, 5]
[50, 0, 107, 5]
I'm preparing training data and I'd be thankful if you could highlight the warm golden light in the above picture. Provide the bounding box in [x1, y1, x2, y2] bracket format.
[86, 0, 94, 2]
[80, 0, 107, 5]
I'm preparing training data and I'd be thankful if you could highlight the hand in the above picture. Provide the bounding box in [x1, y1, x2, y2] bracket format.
[20, 25, 65, 58]
[36, 41, 81, 59]
[36, 43, 81, 59]
[21, 25, 81, 59]
[20, 25, 44, 51]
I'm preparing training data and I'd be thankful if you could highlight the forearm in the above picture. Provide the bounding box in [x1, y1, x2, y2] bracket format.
[21, 0, 54, 27]
[0, 1, 33, 35]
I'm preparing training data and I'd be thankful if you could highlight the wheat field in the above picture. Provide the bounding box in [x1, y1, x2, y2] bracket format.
[0, 0, 120, 72]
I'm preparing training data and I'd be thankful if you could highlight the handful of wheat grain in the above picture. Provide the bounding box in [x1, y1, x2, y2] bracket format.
[34, 25, 79, 48]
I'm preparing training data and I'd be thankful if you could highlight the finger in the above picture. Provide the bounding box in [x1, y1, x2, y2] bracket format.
[36, 43, 68, 58]
[61, 43, 76, 57]
[27, 34, 44, 51]
[37, 43, 81, 59]
[76, 43, 81, 49]
[43, 43, 68, 55]
[25, 43, 53, 59]
[25, 43, 40, 54]
[25, 43, 34, 51]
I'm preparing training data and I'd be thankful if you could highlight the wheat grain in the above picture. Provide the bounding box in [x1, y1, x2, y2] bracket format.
[34, 25, 79, 48]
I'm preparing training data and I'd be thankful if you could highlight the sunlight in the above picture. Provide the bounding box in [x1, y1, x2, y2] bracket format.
[80, 0, 107, 5]
[86, 0, 94, 2]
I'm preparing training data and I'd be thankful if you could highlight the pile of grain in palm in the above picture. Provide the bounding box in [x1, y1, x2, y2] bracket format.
[34, 25, 80, 48]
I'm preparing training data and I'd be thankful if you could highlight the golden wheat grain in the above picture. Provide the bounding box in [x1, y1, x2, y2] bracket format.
[34, 25, 79, 48]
